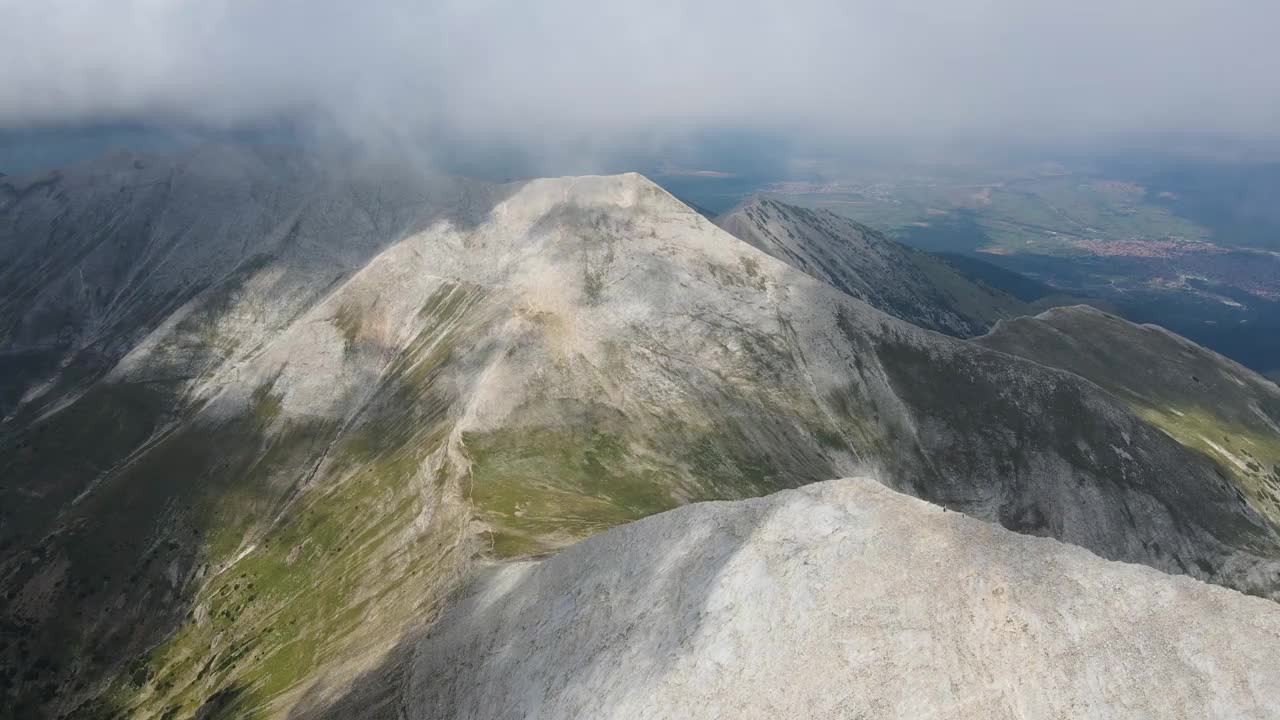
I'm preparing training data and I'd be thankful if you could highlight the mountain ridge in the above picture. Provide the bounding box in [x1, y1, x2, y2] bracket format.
[714, 195, 1028, 336]
[2, 151, 1279, 718]
[978, 304, 1280, 529]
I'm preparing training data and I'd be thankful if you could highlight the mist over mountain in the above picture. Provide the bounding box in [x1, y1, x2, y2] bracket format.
[5, 1, 1280, 168]
[4, 2, 1280, 718]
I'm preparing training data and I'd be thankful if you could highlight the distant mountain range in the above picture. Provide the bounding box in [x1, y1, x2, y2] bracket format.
[1, 147, 1277, 719]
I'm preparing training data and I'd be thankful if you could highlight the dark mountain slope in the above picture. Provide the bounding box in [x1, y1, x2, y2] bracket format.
[715, 197, 1028, 336]
[978, 305, 1280, 530]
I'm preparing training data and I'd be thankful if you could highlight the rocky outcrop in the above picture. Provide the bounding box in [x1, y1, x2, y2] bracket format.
[411, 477, 1280, 720]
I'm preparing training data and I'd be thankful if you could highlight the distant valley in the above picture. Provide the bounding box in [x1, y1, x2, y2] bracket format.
[657, 161, 1280, 378]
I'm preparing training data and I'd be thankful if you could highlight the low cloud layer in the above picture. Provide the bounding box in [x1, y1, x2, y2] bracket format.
[4, 1, 1279, 158]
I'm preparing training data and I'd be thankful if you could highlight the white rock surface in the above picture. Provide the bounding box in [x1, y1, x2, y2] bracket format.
[410, 477, 1280, 719]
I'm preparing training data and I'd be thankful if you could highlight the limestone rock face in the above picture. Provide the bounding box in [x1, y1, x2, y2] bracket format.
[411, 477, 1280, 720]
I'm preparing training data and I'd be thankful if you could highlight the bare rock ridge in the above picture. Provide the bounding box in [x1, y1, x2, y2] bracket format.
[715, 196, 1027, 336]
[410, 478, 1280, 720]
[0, 145, 509, 423]
[1, 148, 1279, 718]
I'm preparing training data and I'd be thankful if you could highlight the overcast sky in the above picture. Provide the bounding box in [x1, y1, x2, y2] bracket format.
[3, 1, 1279, 164]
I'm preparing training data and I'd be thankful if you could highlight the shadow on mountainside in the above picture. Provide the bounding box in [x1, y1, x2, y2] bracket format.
[0, 147, 523, 719]
[0, 144, 514, 422]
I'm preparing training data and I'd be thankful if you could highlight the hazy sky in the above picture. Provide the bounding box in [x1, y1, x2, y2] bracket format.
[3, 1, 1279, 163]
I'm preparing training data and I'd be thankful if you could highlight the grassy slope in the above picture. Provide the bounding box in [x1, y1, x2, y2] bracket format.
[102, 284, 498, 720]
[0, 285, 491, 719]
[978, 306, 1280, 529]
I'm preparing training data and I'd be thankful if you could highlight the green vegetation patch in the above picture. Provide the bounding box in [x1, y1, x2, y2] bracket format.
[463, 396, 861, 558]
[465, 426, 689, 557]
[107, 430, 462, 720]
[1134, 403, 1280, 529]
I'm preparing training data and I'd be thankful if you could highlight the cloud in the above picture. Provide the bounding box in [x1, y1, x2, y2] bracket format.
[3, 0, 1279, 159]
